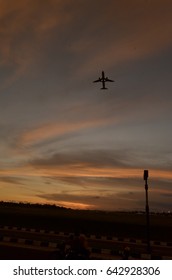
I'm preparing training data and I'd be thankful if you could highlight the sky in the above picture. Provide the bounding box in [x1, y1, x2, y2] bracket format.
[0, 0, 172, 211]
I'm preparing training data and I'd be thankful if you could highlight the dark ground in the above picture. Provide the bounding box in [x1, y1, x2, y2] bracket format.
[0, 203, 171, 242]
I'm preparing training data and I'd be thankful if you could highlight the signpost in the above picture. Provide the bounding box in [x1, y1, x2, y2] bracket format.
[144, 170, 151, 253]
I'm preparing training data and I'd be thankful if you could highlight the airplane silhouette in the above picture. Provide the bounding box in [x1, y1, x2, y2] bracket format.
[93, 71, 114, 89]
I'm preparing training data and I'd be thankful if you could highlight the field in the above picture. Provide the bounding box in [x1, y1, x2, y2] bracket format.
[0, 203, 171, 242]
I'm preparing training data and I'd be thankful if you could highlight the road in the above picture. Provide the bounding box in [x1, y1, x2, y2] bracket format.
[0, 226, 171, 260]
[0, 243, 52, 260]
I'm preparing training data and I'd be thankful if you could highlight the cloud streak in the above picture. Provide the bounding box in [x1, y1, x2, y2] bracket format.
[0, 176, 25, 185]
[18, 118, 115, 147]
[69, 0, 172, 77]
[0, 0, 73, 87]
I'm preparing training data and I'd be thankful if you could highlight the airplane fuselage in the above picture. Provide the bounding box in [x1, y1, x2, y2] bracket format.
[93, 71, 114, 90]
[101, 71, 106, 89]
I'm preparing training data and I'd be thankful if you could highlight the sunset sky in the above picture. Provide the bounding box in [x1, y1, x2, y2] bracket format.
[0, 0, 172, 211]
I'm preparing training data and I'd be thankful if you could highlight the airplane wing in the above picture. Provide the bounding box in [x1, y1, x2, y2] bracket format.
[105, 78, 114, 82]
[93, 78, 102, 83]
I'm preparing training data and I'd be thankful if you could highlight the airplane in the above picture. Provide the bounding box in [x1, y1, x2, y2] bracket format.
[93, 71, 114, 89]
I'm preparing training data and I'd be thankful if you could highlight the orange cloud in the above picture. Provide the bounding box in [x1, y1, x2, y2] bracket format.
[49, 201, 94, 210]
[1, 164, 172, 182]
[0, 164, 171, 210]
[18, 118, 115, 146]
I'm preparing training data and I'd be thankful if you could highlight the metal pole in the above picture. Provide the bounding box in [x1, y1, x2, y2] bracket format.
[144, 170, 151, 253]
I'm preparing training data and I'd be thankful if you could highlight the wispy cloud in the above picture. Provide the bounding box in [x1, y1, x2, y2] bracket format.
[1, 0, 172, 87]
[69, 0, 172, 76]
[37, 189, 145, 211]
[18, 118, 115, 147]
[0, 0, 73, 87]
[36, 175, 172, 211]
[0, 176, 25, 185]
[29, 149, 129, 168]
[27, 149, 172, 181]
